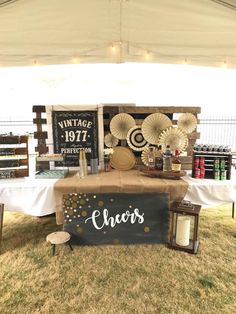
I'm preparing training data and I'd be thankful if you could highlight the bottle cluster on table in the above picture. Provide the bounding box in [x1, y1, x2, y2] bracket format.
[147, 145, 182, 172]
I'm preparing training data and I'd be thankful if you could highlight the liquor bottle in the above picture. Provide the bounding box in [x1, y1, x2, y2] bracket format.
[171, 149, 181, 172]
[155, 145, 163, 170]
[163, 145, 172, 172]
[148, 146, 155, 170]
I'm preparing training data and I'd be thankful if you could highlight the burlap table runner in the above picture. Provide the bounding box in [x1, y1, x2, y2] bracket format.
[54, 170, 188, 224]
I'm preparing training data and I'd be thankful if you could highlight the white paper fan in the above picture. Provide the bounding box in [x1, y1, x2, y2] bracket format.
[141, 146, 150, 167]
[104, 133, 119, 148]
[177, 113, 197, 134]
[142, 113, 172, 145]
[158, 127, 188, 152]
[110, 113, 136, 140]
[127, 126, 148, 151]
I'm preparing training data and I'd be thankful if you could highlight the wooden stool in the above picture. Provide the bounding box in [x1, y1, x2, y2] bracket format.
[46, 231, 73, 255]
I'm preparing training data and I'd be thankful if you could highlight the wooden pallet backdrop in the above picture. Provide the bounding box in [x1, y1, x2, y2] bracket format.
[103, 106, 201, 170]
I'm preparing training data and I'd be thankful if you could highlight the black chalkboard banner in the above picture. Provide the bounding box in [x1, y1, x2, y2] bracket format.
[52, 111, 98, 166]
[63, 192, 169, 245]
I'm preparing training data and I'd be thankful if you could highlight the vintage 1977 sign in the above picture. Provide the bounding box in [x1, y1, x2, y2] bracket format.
[52, 111, 98, 166]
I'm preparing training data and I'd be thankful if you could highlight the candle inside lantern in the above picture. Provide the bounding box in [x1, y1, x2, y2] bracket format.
[176, 216, 190, 246]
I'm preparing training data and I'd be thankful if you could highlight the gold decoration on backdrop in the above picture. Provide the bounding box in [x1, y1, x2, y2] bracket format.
[104, 132, 119, 148]
[110, 146, 136, 170]
[110, 113, 136, 140]
[142, 113, 172, 145]
[158, 127, 188, 152]
[177, 113, 197, 134]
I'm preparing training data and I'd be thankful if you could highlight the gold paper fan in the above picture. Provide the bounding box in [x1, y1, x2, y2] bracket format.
[142, 113, 172, 145]
[158, 127, 188, 152]
[141, 146, 150, 167]
[110, 146, 136, 171]
[104, 133, 119, 148]
[177, 113, 197, 134]
[110, 113, 136, 140]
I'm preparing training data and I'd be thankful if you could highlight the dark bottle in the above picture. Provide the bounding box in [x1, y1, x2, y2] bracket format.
[148, 146, 155, 170]
[155, 145, 163, 170]
[163, 145, 172, 172]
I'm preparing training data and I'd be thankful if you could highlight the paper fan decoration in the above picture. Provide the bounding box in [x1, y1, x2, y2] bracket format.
[110, 146, 136, 171]
[141, 146, 150, 167]
[158, 127, 188, 152]
[104, 133, 119, 148]
[141, 113, 172, 145]
[110, 113, 136, 140]
[177, 113, 197, 134]
[126, 126, 148, 151]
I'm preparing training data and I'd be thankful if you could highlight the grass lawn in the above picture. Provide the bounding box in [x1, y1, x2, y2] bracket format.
[0, 204, 236, 314]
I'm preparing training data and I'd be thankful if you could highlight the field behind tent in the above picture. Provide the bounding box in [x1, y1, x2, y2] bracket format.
[0, 204, 236, 314]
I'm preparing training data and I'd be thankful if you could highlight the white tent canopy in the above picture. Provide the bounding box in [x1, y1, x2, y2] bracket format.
[1, 0, 236, 68]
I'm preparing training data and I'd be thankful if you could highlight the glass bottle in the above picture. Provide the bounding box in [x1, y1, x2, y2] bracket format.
[171, 149, 181, 172]
[148, 146, 155, 170]
[163, 145, 172, 172]
[155, 145, 163, 170]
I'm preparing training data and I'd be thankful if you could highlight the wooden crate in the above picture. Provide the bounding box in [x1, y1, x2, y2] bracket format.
[192, 151, 232, 179]
[0, 135, 29, 178]
[103, 106, 201, 170]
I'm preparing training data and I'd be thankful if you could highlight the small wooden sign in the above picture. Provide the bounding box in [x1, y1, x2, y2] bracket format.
[52, 111, 98, 166]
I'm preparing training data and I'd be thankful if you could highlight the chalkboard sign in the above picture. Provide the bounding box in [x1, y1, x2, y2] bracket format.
[63, 192, 169, 245]
[52, 111, 98, 166]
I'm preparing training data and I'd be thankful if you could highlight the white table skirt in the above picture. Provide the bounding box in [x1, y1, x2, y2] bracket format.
[0, 177, 57, 216]
[0, 174, 236, 216]
[182, 175, 236, 207]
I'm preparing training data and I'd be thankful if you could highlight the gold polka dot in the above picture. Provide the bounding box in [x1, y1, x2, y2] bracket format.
[98, 201, 104, 207]
[68, 209, 74, 216]
[110, 198, 114, 202]
[113, 239, 120, 245]
[81, 210, 87, 217]
[129, 205, 132, 208]
[72, 202, 77, 209]
[93, 195, 97, 199]
[79, 199, 86, 205]
[144, 226, 150, 233]
[72, 195, 78, 202]
[65, 200, 71, 206]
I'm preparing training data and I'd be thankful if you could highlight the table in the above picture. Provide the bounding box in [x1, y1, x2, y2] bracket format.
[54, 170, 188, 224]
[0, 177, 57, 216]
[182, 175, 236, 207]
[0, 172, 236, 218]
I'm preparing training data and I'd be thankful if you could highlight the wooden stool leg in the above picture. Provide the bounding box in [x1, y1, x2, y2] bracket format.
[51, 244, 56, 256]
[68, 241, 73, 251]
[0, 204, 4, 254]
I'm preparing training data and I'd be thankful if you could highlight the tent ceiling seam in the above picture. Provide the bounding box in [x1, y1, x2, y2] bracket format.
[210, 0, 236, 11]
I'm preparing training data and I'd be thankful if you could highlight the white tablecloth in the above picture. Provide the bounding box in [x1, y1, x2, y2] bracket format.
[0, 174, 236, 216]
[0, 177, 57, 216]
[182, 175, 236, 207]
